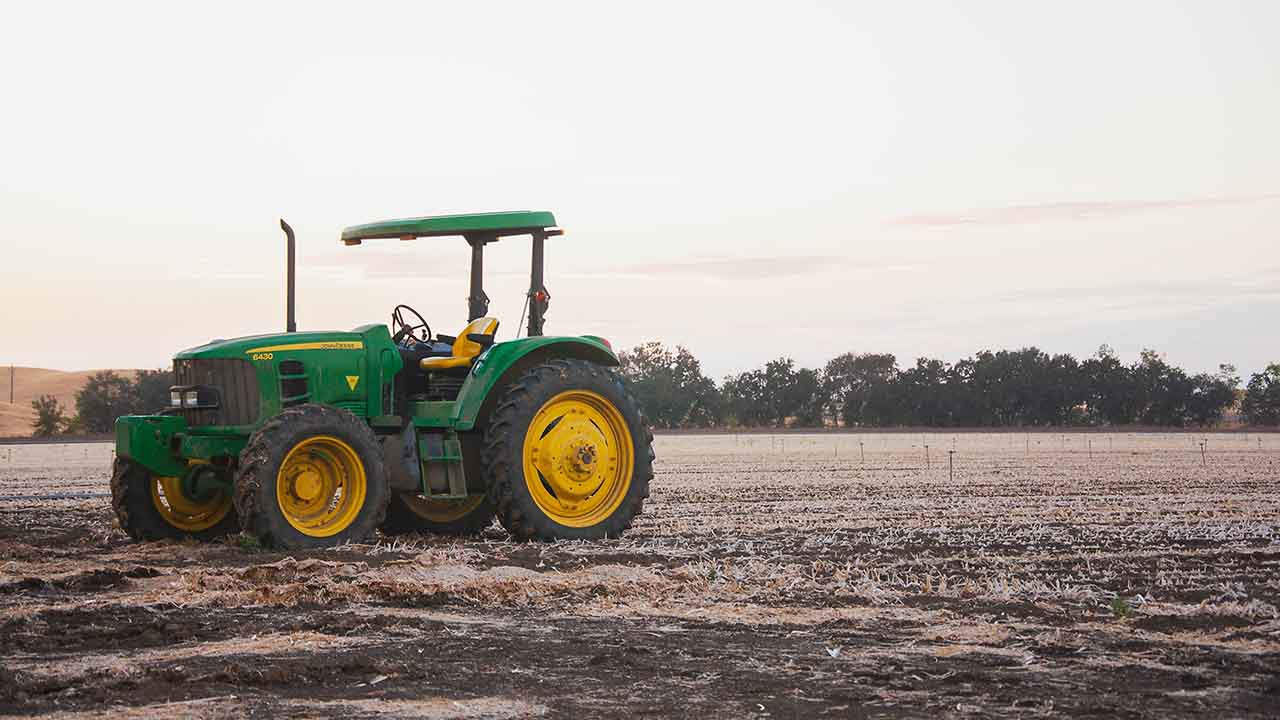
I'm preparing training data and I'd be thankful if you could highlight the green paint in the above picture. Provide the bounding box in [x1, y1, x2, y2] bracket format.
[180, 433, 248, 462]
[342, 210, 556, 244]
[452, 335, 617, 429]
[410, 400, 455, 427]
[116, 330, 615, 477]
[115, 415, 188, 477]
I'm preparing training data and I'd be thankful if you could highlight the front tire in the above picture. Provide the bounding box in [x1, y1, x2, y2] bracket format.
[111, 458, 239, 541]
[233, 404, 389, 549]
[482, 359, 654, 540]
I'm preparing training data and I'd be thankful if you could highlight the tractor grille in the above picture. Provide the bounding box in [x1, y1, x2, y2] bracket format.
[173, 358, 261, 426]
[279, 360, 309, 407]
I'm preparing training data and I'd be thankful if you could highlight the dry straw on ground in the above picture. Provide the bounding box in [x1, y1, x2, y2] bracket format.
[1, 433, 1277, 718]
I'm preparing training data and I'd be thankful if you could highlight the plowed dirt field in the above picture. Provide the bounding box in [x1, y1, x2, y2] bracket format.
[1, 433, 1277, 718]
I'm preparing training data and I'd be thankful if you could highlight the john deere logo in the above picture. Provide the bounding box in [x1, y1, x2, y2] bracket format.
[346, 376, 359, 391]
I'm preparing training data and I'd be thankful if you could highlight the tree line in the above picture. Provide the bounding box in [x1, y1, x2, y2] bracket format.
[31, 370, 173, 437]
[27, 349, 1280, 436]
[618, 342, 1280, 429]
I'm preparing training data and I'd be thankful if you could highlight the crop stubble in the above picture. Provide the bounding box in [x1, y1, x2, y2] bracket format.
[0, 434, 1277, 718]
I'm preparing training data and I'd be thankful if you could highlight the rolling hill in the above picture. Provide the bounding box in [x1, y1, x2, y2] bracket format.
[0, 367, 146, 437]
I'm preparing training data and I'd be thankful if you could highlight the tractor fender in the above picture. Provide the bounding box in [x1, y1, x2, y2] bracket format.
[451, 336, 618, 431]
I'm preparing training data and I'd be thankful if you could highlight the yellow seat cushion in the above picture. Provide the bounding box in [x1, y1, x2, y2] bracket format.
[420, 317, 499, 371]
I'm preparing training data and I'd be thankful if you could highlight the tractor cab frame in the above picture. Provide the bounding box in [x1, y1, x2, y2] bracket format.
[340, 211, 563, 337]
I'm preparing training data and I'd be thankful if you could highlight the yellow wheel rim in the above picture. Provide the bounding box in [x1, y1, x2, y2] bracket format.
[522, 390, 634, 528]
[276, 436, 368, 538]
[401, 494, 485, 524]
[150, 471, 232, 532]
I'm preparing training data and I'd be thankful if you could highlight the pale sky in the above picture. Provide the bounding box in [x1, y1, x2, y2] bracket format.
[2, 1, 1277, 380]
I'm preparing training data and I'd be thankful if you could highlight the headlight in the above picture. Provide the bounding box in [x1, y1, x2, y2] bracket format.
[168, 384, 220, 411]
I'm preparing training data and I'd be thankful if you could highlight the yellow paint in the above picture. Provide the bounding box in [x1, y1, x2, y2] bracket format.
[275, 435, 368, 538]
[420, 317, 499, 371]
[245, 341, 364, 354]
[149, 470, 232, 532]
[521, 390, 634, 528]
[346, 375, 360, 391]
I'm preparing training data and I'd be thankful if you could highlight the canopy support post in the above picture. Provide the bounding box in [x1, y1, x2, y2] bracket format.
[527, 230, 548, 337]
[466, 233, 492, 321]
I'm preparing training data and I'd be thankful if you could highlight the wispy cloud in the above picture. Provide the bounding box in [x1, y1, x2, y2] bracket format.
[600, 256, 925, 280]
[300, 249, 518, 280]
[893, 193, 1280, 228]
[945, 268, 1280, 322]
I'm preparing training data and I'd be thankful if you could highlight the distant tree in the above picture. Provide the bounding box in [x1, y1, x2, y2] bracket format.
[618, 343, 721, 428]
[1242, 363, 1280, 426]
[133, 368, 175, 413]
[1130, 349, 1190, 426]
[616, 343, 1241, 430]
[63, 414, 85, 434]
[721, 369, 767, 426]
[857, 375, 905, 427]
[962, 350, 1015, 425]
[761, 358, 801, 425]
[824, 353, 897, 425]
[1185, 365, 1239, 427]
[718, 358, 823, 427]
[1081, 345, 1137, 425]
[30, 395, 66, 437]
[74, 370, 136, 434]
[790, 367, 824, 426]
[896, 357, 952, 426]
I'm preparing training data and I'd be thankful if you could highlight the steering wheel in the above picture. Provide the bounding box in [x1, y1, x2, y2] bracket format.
[391, 304, 432, 344]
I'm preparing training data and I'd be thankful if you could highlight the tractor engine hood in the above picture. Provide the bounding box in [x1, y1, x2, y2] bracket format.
[174, 330, 372, 361]
[165, 325, 404, 429]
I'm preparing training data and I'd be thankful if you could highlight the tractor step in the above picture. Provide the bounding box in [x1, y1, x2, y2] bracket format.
[417, 430, 467, 499]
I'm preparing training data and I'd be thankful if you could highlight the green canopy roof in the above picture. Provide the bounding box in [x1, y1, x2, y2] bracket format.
[341, 210, 557, 245]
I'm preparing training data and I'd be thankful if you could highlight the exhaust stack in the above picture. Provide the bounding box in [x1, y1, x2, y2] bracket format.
[280, 219, 296, 333]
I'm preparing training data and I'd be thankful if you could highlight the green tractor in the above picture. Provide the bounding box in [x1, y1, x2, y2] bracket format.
[112, 211, 653, 549]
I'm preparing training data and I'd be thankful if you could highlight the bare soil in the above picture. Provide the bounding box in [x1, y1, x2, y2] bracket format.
[1, 434, 1277, 718]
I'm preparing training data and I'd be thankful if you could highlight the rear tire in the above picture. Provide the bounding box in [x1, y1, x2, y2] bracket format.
[111, 458, 239, 542]
[482, 359, 653, 541]
[233, 404, 389, 550]
[382, 493, 496, 536]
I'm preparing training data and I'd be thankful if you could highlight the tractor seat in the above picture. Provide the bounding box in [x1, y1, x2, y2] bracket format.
[420, 317, 499, 372]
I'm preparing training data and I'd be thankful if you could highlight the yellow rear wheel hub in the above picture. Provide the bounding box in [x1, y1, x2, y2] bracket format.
[522, 390, 634, 527]
[150, 471, 232, 532]
[276, 435, 367, 538]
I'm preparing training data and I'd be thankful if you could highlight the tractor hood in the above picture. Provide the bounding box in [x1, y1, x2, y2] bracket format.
[174, 327, 385, 361]
[168, 324, 403, 427]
